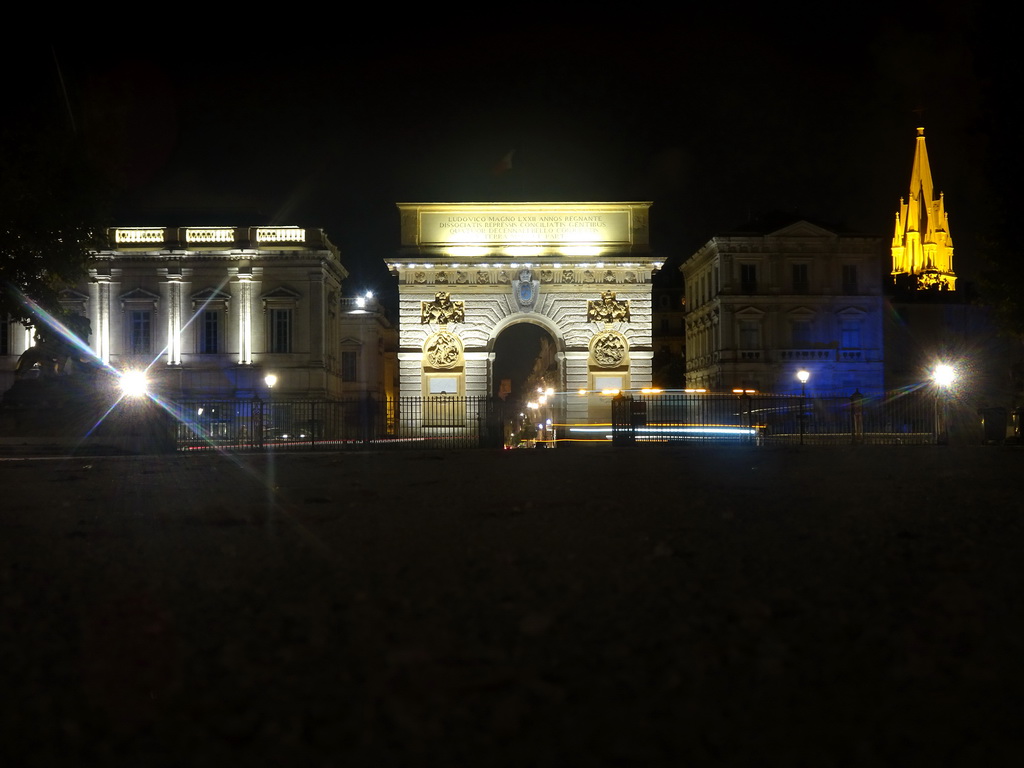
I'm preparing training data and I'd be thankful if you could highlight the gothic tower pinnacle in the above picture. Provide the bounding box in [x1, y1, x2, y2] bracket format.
[891, 127, 956, 290]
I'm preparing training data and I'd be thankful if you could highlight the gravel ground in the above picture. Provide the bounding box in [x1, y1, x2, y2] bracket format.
[1, 445, 1022, 767]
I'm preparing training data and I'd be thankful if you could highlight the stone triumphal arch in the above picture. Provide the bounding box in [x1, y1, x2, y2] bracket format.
[386, 202, 661, 425]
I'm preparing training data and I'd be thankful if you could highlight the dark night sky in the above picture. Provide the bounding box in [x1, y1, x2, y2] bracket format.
[11, 17, 1013, 308]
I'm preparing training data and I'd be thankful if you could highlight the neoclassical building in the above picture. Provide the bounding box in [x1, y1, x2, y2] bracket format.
[1, 226, 351, 401]
[682, 221, 885, 394]
[385, 202, 660, 424]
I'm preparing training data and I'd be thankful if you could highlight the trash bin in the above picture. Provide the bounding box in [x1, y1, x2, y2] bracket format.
[980, 407, 1007, 445]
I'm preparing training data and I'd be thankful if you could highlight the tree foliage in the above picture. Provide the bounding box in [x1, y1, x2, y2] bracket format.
[1, 125, 108, 326]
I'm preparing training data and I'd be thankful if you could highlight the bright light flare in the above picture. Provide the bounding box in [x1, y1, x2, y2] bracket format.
[932, 363, 956, 388]
[119, 370, 149, 398]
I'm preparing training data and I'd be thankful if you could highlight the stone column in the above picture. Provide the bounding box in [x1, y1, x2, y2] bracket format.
[237, 273, 252, 365]
[165, 277, 182, 366]
[90, 275, 112, 364]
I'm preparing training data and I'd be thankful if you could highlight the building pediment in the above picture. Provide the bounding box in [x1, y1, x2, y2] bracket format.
[119, 287, 160, 302]
[191, 287, 231, 302]
[260, 286, 301, 301]
[836, 306, 868, 319]
[59, 288, 90, 303]
[119, 288, 160, 310]
[787, 306, 817, 318]
[767, 220, 837, 238]
[734, 306, 766, 318]
[191, 287, 231, 310]
[261, 286, 301, 311]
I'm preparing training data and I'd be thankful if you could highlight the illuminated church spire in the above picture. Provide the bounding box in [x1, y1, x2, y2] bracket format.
[891, 127, 956, 290]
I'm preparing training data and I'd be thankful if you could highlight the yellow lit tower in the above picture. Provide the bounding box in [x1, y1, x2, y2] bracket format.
[891, 127, 956, 291]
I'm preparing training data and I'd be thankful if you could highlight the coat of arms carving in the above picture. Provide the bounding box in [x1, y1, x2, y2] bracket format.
[421, 291, 465, 325]
[587, 290, 631, 324]
[512, 268, 539, 311]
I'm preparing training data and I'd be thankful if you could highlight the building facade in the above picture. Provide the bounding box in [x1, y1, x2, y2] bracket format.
[682, 221, 885, 394]
[337, 292, 399, 420]
[2, 226, 352, 401]
[385, 202, 660, 425]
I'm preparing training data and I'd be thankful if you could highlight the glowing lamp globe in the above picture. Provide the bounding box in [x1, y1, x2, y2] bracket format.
[933, 364, 956, 388]
[120, 370, 148, 398]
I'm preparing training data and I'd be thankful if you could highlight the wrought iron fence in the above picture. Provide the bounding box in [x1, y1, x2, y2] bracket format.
[172, 396, 507, 452]
[170, 391, 942, 452]
[610, 391, 939, 446]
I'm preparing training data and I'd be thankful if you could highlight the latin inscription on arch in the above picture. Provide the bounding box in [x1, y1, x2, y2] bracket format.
[420, 211, 630, 244]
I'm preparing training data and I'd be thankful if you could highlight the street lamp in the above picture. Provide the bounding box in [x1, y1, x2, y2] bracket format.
[932, 363, 956, 444]
[932, 363, 956, 389]
[796, 369, 810, 445]
[263, 373, 277, 444]
[797, 369, 810, 396]
[119, 369, 149, 399]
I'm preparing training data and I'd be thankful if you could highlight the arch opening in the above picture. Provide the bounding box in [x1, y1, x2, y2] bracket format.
[491, 322, 559, 402]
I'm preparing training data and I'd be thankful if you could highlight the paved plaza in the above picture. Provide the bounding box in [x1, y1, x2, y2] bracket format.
[2, 445, 1021, 766]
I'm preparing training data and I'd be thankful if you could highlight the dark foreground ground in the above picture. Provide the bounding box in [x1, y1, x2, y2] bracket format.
[1, 444, 1022, 767]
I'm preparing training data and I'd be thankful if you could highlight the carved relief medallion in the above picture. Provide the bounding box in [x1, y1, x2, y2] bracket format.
[591, 330, 628, 368]
[424, 330, 462, 369]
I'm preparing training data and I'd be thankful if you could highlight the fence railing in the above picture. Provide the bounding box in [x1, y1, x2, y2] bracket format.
[170, 391, 944, 452]
[610, 391, 940, 446]
[172, 396, 507, 452]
